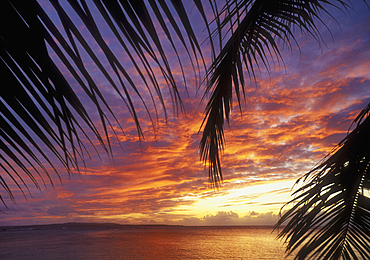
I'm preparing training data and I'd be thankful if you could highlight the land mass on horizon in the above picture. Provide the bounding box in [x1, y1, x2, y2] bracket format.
[0, 222, 185, 231]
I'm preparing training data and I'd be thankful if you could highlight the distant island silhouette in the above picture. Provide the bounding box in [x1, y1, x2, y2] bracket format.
[0, 222, 184, 231]
[0, 223, 277, 232]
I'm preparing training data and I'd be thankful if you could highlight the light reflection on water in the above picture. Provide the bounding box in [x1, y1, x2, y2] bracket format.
[0, 226, 296, 259]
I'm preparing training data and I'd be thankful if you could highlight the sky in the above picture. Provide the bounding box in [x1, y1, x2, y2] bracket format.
[1, 0, 370, 226]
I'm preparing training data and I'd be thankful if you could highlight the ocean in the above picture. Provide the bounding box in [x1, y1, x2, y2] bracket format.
[0, 224, 295, 259]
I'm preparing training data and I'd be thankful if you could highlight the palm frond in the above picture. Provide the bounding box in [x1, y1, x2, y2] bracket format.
[0, 0, 207, 204]
[199, 0, 348, 185]
[276, 103, 370, 260]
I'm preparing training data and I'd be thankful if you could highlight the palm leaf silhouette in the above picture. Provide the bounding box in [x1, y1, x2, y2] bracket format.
[199, 0, 349, 184]
[276, 103, 370, 259]
[0, 0, 206, 203]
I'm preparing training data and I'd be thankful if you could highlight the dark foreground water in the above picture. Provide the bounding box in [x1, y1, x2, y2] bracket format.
[0, 225, 296, 259]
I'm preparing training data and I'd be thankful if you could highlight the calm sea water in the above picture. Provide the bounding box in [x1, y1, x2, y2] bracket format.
[0, 226, 296, 259]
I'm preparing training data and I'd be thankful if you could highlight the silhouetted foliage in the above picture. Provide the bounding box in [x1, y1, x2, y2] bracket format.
[276, 104, 370, 259]
[1, 1, 369, 258]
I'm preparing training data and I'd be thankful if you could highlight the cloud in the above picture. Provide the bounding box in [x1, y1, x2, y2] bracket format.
[46, 205, 77, 216]
[179, 211, 280, 226]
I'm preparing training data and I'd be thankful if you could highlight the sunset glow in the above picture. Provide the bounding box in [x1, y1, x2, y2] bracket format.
[1, 0, 370, 228]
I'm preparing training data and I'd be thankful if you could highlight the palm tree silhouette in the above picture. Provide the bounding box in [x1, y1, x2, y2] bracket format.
[275, 104, 370, 259]
[1, 0, 369, 259]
